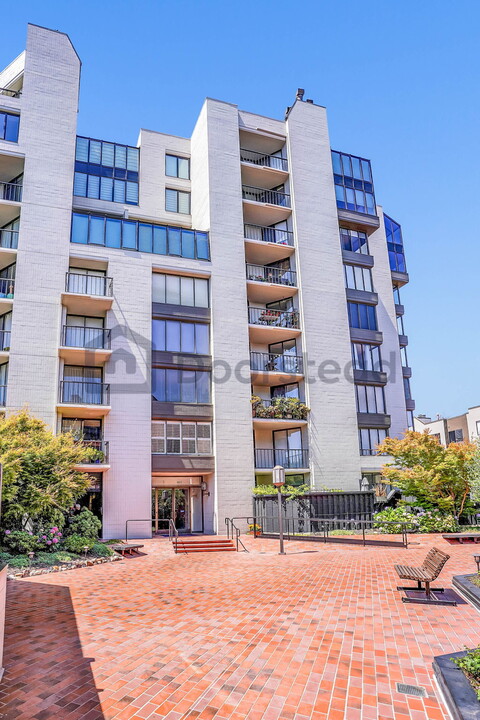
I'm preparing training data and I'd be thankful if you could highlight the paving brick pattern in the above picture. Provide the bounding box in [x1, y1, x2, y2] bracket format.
[1, 534, 480, 720]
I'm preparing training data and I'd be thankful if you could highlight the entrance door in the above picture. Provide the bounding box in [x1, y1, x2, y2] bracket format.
[153, 488, 191, 533]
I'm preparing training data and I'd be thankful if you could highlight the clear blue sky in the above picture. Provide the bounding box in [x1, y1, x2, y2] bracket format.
[2, 0, 478, 419]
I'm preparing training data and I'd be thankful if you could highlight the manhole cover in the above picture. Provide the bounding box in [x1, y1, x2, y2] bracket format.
[396, 682, 427, 698]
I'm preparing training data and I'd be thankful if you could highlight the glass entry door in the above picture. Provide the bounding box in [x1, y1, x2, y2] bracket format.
[153, 488, 190, 532]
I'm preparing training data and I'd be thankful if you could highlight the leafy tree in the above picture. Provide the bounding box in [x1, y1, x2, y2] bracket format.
[0, 411, 92, 530]
[470, 436, 480, 504]
[378, 430, 476, 519]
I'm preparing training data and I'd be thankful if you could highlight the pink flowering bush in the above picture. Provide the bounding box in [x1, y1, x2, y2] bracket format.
[38, 527, 63, 551]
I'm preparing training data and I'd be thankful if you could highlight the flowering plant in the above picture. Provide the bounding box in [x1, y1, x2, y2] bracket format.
[38, 527, 63, 551]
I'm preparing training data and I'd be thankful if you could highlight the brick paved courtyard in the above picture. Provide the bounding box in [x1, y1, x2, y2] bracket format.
[1, 534, 480, 720]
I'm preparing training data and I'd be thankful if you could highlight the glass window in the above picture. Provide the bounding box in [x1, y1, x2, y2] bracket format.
[332, 150, 376, 216]
[152, 319, 166, 351]
[344, 265, 373, 292]
[356, 384, 386, 414]
[152, 420, 212, 454]
[194, 278, 209, 308]
[166, 321, 181, 352]
[384, 214, 406, 273]
[181, 322, 195, 353]
[180, 276, 195, 307]
[195, 323, 209, 354]
[152, 274, 209, 308]
[195, 370, 210, 403]
[359, 427, 388, 455]
[165, 188, 191, 214]
[340, 227, 369, 254]
[71, 214, 88, 244]
[348, 302, 377, 331]
[165, 154, 190, 179]
[74, 136, 139, 205]
[0, 112, 20, 143]
[166, 275, 181, 305]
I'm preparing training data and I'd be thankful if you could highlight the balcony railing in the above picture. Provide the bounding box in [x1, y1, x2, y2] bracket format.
[62, 326, 111, 350]
[242, 185, 291, 208]
[0, 87, 21, 98]
[65, 272, 113, 297]
[252, 397, 309, 420]
[250, 351, 303, 375]
[0, 182, 22, 203]
[244, 224, 294, 246]
[0, 230, 18, 249]
[240, 149, 288, 172]
[59, 380, 110, 406]
[248, 307, 300, 329]
[0, 278, 14, 298]
[0, 330, 11, 351]
[246, 264, 296, 287]
[255, 448, 309, 469]
[0, 385, 6, 406]
[78, 439, 109, 464]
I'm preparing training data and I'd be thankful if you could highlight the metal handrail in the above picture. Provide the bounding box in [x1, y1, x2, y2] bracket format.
[242, 185, 291, 208]
[61, 325, 111, 350]
[59, 380, 110, 405]
[0, 87, 21, 98]
[0, 182, 22, 202]
[254, 448, 309, 470]
[248, 306, 300, 329]
[250, 351, 303, 375]
[240, 148, 288, 171]
[168, 518, 179, 553]
[244, 224, 294, 246]
[0, 229, 18, 249]
[227, 515, 414, 548]
[224, 518, 248, 552]
[125, 518, 153, 542]
[65, 272, 113, 297]
[246, 263, 296, 287]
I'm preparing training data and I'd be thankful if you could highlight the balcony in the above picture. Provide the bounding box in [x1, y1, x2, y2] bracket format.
[0, 277, 14, 310]
[240, 148, 288, 172]
[242, 185, 291, 225]
[0, 329, 11, 357]
[246, 263, 297, 302]
[59, 326, 112, 365]
[240, 149, 288, 187]
[254, 448, 309, 470]
[250, 351, 303, 385]
[0, 87, 21, 99]
[0, 181, 22, 204]
[252, 397, 309, 430]
[248, 306, 301, 343]
[0, 229, 18, 250]
[74, 440, 110, 470]
[62, 272, 113, 314]
[57, 380, 111, 417]
[244, 223, 294, 264]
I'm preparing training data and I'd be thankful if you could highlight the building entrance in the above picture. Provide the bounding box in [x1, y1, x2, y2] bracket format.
[152, 477, 204, 533]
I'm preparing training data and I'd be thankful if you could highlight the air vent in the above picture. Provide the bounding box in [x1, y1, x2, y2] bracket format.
[396, 682, 427, 698]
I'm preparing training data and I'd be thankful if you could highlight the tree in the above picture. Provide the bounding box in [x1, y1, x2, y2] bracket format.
[0, 411, 93, 529]
[470, 436, 480, 505]
[378, 430, 476, 519]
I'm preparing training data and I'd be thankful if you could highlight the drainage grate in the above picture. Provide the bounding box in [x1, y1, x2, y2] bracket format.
[396, 682, 428, 698]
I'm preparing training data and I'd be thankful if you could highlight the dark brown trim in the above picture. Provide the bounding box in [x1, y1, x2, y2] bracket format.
[152, 401, 213, 420]
[357, 412, 391, 429]
[341, 249, 374, 268]
[345, 288, 378, 305]
[349, 327, 383, 345]
[152, 351, 212, 370]
[152, 302, 210, 321]
[151, 455, 215, 473]
[353, 369, 388, 386]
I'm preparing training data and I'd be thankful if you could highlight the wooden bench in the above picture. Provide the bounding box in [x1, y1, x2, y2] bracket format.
[110, 543, 144, 556]
[394, 547, 455, 605]
[442, 533, 480, 544]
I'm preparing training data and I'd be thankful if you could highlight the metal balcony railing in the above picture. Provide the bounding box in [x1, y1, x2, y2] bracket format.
[65, 272, 113, 297]
[0, 230, 18, 249]
[62, 326, 111, 350]
[248, 306, 300, 329]
[0, 385, 6, 406]
[78, 439, 109, 463]
[244, 224, 294, 246]
[240, 148, 288, 172]
[0, 182, 22, 203]
[0, 278, 15, 298]
[254, 448, 309, 469]
[250, 351, 303, 375]
[0, 87, 21, 98]
[242, 185, 291, 208]
[246, 263, 296, 287]
[0, 330, 11, 351]
[59, 380, 110, 406]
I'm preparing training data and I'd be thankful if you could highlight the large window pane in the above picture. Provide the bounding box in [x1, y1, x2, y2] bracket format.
[165, 189, 177, 212]
[166, 321, 181, 352]
[181, 370, 196, 403]
[181, 230, 195, 259]
[195, 323, 209, 354]
[196, 232, 210, 260]
[166, 369, 181, 402]
[178, 157, 189, 179]
[196, 371, 210, 403]
[153, 226, 167, 255]
[152, 273, 166, 303]
[178, 191, 190, 214]
[165, 155, 178, 177]
[87, 175, 100, 199]
[181, 322, 195, 353]
[166, 275, 181, 304]
[71, 214, 88, 244]
[122, 221, 137, 249]
[152, 319, 166, 351]
[168, 227, 181, 255]
[138, 224, 152, 253]
[89, 216, 105, 245]
[194, 278, 209, 308]
[73, 172, 87, 197]
[180, 276, 194, 306]
[105, 218, 121, 248]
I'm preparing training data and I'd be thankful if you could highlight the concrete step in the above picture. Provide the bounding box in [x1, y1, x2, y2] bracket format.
[174, 538, 236, 553]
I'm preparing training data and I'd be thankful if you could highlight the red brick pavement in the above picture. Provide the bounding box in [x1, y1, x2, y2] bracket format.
[1, 534, 479, 720]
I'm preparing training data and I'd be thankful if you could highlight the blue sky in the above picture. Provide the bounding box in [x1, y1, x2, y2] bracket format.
[2, 0, 478, 418]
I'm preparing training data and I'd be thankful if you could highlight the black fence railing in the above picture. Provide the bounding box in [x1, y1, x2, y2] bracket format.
[240, 149, 288, 172]
[252, 398, 308, 421]
[0, 182, 22, 202]
[62, 325, 111, 349]
[246, 263, 296, 286]
[248, 307, 300, 329]
[0, 230, 18, 249]
[78, 439, 109, 463]
[59, 380, 110, 406]
[250, 351, 303, 375]
[255, 448, 309, 469]
[244, 224, 294, 246]
[65, 272, 113, 297]
[242, 185, 291, 208]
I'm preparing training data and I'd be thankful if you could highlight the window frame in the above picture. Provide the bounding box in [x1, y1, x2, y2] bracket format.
[165, 154, 190, 180]
[151, 420, 212, 454]
[165, 188, 191, 214]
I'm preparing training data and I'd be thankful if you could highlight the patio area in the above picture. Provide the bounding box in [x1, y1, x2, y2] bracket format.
[1, 534, 479, 720]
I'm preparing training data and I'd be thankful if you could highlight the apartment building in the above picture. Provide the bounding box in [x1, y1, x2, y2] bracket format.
[0, 24, 414, 538]
[415, 407, 480, 445]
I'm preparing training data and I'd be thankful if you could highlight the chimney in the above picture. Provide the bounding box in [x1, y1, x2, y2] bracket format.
[296, 88, 305, 101]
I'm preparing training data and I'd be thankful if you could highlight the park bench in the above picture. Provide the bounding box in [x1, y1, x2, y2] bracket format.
[442, 532, 480, 544]
[394, 547, 455, 605]
[110, 543, 144, 556]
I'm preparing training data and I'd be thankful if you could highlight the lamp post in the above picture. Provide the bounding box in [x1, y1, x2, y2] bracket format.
[474, 553, 480, 575]
[273, 465, 286, 555]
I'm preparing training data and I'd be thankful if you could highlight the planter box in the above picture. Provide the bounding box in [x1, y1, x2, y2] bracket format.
[433, 650, 480, 720]
[453, 574, 480, 612]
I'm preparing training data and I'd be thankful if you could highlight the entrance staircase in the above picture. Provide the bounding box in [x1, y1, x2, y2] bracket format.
[174, 536, 236, 554]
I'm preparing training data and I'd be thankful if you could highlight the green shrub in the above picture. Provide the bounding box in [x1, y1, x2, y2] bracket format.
[66, 509, 101, 540]
[0, 551, 13, 565]
[454, 647, 480, 700]
[374, 506, 457, 533]
[91, 543, 113, 557]
[7, 556, 29, 568]
[53, 551, 74, 563]
[63, 535, 95, 553]
[3, 530, 39, 554]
